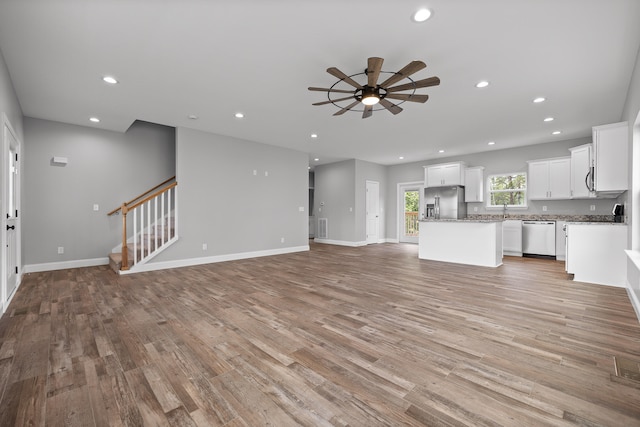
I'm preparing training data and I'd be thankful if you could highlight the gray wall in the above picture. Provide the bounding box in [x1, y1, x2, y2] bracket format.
[24, 118, 175, 265]
[314, 160, 357, 242]
[0, 48, 23, 141]
[385, 136, 621, 241]
[313, 159, 388, 244]
[151, 127, 308, 262]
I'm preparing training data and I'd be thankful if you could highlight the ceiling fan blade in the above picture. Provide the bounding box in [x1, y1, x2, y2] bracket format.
[308, 87, 355, 94]
[386, 76, 441, 93]
[362, 104, 373, 119]
[327, 67, 363, 89]
[333, 100, 361, 116]
[312, 95, 355, 106]
[367, 57, 384, 87]
[379, 98, 403, 115]
[378, 60, 427, 88]
[385, 93, 430, 103]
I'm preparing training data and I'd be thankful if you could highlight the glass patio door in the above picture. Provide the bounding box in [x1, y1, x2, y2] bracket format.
[400, 187, 420, 243]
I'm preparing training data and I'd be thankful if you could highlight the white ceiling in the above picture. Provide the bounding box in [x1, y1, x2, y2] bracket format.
[1, 0, 639, 167]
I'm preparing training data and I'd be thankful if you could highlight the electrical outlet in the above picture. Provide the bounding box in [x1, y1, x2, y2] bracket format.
[265, 171, 269, 177]
[590, 205, 596, 211]
[299, 206, 304, 212]
[93, 204, 99, 211]
[57, 246, 64, 254]
[202, 243, 207, 250]
[474, 207, 478, 212]
[280, 237, 285, 243]
[542, 206, 547, 212]
[253, 169, 257, 176]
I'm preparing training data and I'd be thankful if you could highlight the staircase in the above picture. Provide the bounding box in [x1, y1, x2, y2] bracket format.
[107, 177, 178, 274]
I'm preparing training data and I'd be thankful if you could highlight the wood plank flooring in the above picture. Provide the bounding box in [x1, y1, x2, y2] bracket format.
[1, 242, 640, 426]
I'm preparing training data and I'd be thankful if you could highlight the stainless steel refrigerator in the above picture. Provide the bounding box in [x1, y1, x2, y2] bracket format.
[424, 186, 466, 219]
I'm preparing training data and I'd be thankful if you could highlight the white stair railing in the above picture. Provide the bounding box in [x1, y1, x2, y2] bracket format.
[108, 178, 178, 271]
[131, 186, 176, 267]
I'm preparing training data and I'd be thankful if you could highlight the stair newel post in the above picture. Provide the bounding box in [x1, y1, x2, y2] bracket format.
[121, 203, 130, 271]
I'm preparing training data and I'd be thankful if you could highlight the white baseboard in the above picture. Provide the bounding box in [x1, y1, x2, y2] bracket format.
[385, 238, 400, 243]
[24, 257, 109, 273]
[121, 245, 310, 274]
[313, 239, 367, 247]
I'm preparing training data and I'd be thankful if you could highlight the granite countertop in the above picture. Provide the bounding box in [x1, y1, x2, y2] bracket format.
[419, 214, 621, 224]
[466, 214, 617, 223]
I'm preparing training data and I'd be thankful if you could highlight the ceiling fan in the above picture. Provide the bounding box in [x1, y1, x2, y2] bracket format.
[308, 57, 440, 119]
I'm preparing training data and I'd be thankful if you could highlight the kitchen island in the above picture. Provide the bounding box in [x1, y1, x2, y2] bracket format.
[419, 219, 503, 267]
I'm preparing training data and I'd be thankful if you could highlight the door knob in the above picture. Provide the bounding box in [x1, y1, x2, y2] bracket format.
[6, 225, 14, 230]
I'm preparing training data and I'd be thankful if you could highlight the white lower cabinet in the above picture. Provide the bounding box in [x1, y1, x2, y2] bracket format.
[502, 220, 522, 256]
[566, 223, 627, 286]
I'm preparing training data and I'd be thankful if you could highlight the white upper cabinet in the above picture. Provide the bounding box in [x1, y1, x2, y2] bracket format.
[464, 166, 484, 202]
[592, 121, 628, 194]
[424, 162, 466, 187]
[569, 144, 595, 199]
[528, 157, 571, 200]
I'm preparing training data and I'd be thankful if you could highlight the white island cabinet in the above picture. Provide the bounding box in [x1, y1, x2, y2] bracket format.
[419, 220, 503, 267]
[566, 223, 627, 286]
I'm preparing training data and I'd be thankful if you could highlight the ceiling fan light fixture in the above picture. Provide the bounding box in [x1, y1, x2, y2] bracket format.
[361, 86, 380, 105]
[361, 95, 380, 106]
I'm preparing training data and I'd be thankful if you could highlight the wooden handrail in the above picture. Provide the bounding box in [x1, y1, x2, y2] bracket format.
[108, 176, 176, 216]
[126, 182, 177, 212]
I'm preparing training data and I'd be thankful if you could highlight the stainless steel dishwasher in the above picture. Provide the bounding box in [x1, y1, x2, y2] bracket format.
[522, 220, 556, 257]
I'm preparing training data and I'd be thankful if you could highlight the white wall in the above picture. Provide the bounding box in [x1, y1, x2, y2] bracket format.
[150, 127, 308, 263]
[23, 118, 175, 266]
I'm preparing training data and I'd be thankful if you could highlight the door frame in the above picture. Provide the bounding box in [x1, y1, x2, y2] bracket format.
[1, 113, 21, 314]
[397, 181, 423, 244]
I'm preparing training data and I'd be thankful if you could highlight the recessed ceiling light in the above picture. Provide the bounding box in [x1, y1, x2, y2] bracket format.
[476, 81, 489, 88]
[102, 76, 118, 84]
[89, 117, 100, 123]
[552, 130, 562, 135]
[188, 115, 198, 120]
[235, 112, 244, 118]
[412, 8, 432, 22]
[399, 156, 404, 160]
[310, 134, 318, 139]
[533, 97, 546, 103]
[544, 117, 554, 122]
[438, 149, 445, 153]
[314, 158, 320, 162]
[488, 141, 495, 145]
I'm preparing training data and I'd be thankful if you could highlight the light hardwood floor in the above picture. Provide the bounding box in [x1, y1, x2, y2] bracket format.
[1, 242, 640, 426]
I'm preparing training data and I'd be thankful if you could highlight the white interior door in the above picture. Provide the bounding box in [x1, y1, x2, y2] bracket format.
[2, 115, 20, 312]
[366, 180, 379, 244]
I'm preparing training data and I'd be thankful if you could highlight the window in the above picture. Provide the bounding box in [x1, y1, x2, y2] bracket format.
[487, 172, 527, 207]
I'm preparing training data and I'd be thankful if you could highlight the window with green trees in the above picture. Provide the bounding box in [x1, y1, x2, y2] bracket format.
[487, 173, 527, 207]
